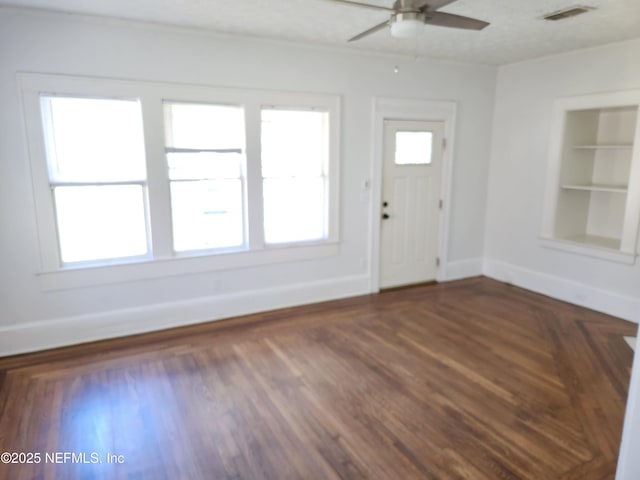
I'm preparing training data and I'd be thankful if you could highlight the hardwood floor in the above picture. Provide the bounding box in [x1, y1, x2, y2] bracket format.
[0, 277, 636, 479]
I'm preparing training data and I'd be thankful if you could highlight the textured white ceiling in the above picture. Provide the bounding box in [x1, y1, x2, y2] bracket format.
[2, 0, 640, 65]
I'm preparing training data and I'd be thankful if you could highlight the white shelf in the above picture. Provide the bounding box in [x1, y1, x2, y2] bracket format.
[560, 233, 621, 249]
[542, 92, 640, 260]
[573, 144, 633, 150]
[539, 236, 636, 264]
[561, 184, 628, 193]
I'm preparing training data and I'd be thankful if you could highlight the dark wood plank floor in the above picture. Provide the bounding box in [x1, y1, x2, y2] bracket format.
[0, 277, 637, 480]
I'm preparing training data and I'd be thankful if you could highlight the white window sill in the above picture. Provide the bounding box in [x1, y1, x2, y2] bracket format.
[37, 242, 340, 291]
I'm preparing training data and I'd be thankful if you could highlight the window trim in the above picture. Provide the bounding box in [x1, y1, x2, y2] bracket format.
[260, 106, 332, 246]
[19, 73, 341, 290]
[40, 95, 153, 265]
[163, 100, 249, 253]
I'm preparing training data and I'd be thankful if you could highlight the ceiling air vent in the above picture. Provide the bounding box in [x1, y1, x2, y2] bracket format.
[543, 5, 594, 21]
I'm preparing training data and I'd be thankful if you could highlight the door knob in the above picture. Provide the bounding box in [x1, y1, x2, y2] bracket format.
[382, 213, 390, 220]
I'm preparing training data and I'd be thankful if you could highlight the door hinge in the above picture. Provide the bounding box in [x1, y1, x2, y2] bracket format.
[442, 138, 447, 150]
[439, 199, 443, 210]
[436, 257, 440, 267]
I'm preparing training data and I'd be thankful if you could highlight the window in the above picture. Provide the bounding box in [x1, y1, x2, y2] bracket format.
[164, 102, 246, 252]
[21, 74, 340, 285]
[261, 109, 329, 244]
[41, 96, 149, 264]
[395, 131, 433, 165]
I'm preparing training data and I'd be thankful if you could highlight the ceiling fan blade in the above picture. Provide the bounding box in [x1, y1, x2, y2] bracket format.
[323, 0, 395, 12]
[425, 11, 489, 30]
[348, 20, 390, 41]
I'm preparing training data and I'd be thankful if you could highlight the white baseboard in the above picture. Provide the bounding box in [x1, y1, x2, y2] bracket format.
[443, 257, 484, 281]
[0, 274, 370, 357]
[483, 259, 640, 324]
[4, 260, 635, 357]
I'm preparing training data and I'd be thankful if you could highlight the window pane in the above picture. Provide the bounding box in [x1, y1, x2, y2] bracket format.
[261, 109, 327, 177]
[167, 152, 241, 180]
[395, 131, 433, 165]
[54, 185, 148, 263]
[171, 180, 243, 251]
[164, 103, 245, 150]
[45, 97, 146, 182]
[165, 102, 246, 253]
[263, 178, 325, 244]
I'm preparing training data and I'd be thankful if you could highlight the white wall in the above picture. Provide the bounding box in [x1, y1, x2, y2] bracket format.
[483, 39, 640, 480]
[484, 39, 640, 322]
[0, 8, 496, 355]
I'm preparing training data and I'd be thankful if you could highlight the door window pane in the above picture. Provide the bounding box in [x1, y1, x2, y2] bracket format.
[395, 131, 433, 165]
[54, 185, 148, 263]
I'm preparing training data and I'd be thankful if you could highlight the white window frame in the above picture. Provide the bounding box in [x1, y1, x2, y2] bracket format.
[260, 105, 332, 247]
[20, 73, 340, 290]
[162, 100, 249, 255]
[39, 95, 153, 266]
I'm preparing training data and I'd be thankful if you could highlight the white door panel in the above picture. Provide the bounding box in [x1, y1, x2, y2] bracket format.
[380, 120, 443, 289]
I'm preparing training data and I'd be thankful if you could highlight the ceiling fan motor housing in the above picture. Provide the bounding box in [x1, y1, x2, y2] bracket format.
[391, 11, 426, 37]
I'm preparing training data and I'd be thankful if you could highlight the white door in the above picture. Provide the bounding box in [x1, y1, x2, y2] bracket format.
[380, 119, 444, 288]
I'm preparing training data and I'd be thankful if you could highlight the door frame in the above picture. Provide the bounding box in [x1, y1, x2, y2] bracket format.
[369, 97, 457, 293]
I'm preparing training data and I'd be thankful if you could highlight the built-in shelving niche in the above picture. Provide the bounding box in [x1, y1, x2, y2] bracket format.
[541, 91, 640, 264]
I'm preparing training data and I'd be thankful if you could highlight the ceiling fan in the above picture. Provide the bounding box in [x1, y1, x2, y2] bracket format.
[324, 0, 489, 41]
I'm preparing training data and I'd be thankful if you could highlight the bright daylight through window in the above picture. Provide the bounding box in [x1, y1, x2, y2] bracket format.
[24, 74, 338, 279]
[261, 109, 329, 244]
[164, 102, 246, 252]
[42, 96, 148, 264]
[395, 130, 433, 165]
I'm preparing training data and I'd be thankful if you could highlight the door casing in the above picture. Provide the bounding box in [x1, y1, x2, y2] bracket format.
[369, 97, 457, 292]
